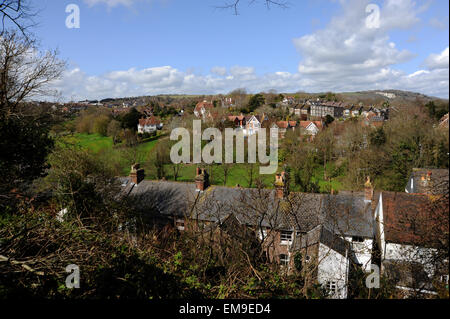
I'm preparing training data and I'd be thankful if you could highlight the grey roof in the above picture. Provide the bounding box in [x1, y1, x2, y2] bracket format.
[120, 179, 373, 238]
[292, 225, 350, 257]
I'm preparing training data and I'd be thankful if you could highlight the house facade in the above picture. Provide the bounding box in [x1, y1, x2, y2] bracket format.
[194, 100, 214, 120]
[137, 116, 162, 133]
[372, 190, 448, 296]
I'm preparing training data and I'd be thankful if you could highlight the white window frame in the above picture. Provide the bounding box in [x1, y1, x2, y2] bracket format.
[279, 254, 289, 266]
[326, 281, 337, 293]
[280, 230, 293, 245]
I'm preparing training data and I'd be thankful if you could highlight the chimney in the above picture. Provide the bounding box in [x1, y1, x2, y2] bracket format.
[195, 167, 209, 192]
[274, 172, 287, 199]
[130, 163, 145, 185]
[364, 176, 373, 202]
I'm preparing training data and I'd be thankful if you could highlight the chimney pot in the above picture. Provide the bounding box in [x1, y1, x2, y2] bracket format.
[364, 176, 373, 202]
[195, 166, 209, 192]
[130, 163, 145, 184]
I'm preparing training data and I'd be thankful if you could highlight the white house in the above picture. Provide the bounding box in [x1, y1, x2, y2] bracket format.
[243, 114, 266, 136]
[194, 100, 214, 120]
[138, 116, 162, 134]
[299, 121, 323, 137]
[373, 191, 447, 295]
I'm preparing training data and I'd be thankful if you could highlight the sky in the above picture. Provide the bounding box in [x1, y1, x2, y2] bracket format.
[32, 0, 449, 100]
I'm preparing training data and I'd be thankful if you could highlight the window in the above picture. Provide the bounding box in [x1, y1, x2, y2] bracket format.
[441, 275, 449, 284]
[352, 236, 364, 243]
[258, 228, 267, 241]
[326, 281, 337, 293]
[279, 254, 289, 266]
[280, 231, 293, 245]
[175, 219, 185, 231]
[296, 230, 304, 237]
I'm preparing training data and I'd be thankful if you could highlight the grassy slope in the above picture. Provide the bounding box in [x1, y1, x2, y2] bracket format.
[59, 133, 343, 192]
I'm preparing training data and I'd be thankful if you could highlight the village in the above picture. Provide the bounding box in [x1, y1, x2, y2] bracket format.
[1, 0, 449, 305]
[41, 90, 449, 299]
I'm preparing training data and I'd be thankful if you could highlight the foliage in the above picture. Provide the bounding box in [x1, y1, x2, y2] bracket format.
[120, 108, 142, 131]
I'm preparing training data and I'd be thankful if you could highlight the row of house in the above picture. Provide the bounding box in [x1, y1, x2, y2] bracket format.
[289, 101, 389, 122]
[119, 166, 449, 298]
[225, 113, 324, 139]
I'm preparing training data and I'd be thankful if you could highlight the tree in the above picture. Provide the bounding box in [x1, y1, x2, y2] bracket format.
[221, 163, 232, 186]
[93, 114, 110, 136]
[0, 0, 36, 38]
[107, 120, 122, 144]
[0, 31, 64, 209]
[0, 31, 64, 110]
[218, 0, 288, 15]
[369, 127, 386, 147]
[229, 88, 247, 108]
[154, 142, 170, 179]
[246, 93, 265, 113]
[324, 115, 334, 125]
[121, 108, 141, 131]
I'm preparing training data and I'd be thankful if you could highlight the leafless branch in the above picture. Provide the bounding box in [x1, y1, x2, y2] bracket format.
[216, 0, 289, 15]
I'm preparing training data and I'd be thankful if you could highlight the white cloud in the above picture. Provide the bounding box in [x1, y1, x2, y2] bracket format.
[48, 0, 448, 100]
[210, 66, 227, 76]
[49, 62, 448, 101]
[294, 0, 417, 78]
[424, 47, 449, 71]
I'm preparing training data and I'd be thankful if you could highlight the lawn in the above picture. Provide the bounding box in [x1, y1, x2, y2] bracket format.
[58, 133, 161, 176]
[157, 163, 276, 188]
[61, 133, 113, 153]
[57, 133, 344, 193]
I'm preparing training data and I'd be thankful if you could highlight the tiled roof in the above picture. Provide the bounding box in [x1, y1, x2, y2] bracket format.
[376, 192, 438, 245]
[195, 101, 214, 112]
[299, 121, 323, 130]
[139, 116, 161, 126]
[276, 121, 289, 129]
[407, 168, 449, 195]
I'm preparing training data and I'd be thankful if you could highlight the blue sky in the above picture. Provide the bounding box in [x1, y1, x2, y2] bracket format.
[34, 0, 449, 100]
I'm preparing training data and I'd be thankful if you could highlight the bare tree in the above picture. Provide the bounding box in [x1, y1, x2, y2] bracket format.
[221, 163, 232, 185]
[217, 0, 288, 15]
[0, 31, 65, 113]
[0, 0, 36, 38]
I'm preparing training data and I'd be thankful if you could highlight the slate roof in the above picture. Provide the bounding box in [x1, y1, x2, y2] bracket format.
[292, 225, 350, 257]
[120, 179, 373, 238]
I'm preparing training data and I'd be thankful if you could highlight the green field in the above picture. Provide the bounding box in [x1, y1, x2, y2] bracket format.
[58, 133, 343, 192]
[58, 133, 160, 176]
